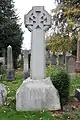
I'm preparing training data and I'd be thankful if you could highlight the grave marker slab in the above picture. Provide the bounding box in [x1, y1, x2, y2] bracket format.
[23, 49, 30, 79]
[66, 56, 76, 73]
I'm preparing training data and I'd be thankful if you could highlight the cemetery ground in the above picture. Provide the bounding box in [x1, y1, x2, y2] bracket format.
[0, 70, 80, 120]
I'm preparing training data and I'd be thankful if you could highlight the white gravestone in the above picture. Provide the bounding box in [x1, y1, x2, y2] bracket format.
[16, 6, 60, 111]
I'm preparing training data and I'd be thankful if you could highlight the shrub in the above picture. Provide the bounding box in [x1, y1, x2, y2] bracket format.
[46, 65, 54, 77]
[46, 66, 70, 110]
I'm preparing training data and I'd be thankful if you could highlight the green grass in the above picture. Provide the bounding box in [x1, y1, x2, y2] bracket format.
[0, 71, 55, 120]
[0, 108, 54, 120]
[0, 71, 80, 120]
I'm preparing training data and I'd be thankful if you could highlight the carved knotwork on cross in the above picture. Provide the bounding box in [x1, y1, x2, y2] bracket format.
[24, 6, 51, 32]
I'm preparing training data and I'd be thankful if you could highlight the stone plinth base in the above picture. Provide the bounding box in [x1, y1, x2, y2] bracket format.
[7, 69, 15, 81]
[76, 61, 80, 73]
[16, 77, 60, 111]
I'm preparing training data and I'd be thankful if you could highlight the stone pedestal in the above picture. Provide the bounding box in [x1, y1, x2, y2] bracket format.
[16, 77, 60, 111]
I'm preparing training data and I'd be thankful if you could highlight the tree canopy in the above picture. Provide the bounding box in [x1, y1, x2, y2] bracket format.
[53, 0, 80, 34]
[46, 0, 80, 54]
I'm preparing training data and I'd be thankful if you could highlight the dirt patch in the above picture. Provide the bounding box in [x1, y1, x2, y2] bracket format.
[50, 97, 80, 115]
[64, 97, 80, 111]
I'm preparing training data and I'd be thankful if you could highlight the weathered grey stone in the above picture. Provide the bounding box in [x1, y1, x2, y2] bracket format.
[66, 55, 76, 73]
[24, 6, 51, 80]
[23, 49, 29, 80]
[16, 77, 60, 111]
[16, 6, 60, 111]
[0, 84, 7, 106]
[7, 45, 15, 81]
[76, 32, 80, 72]
[51, 54, 57, 65]
[7, 45, 13, 70]
[7, 69, 15, 81]
[59, 55, 65, 66]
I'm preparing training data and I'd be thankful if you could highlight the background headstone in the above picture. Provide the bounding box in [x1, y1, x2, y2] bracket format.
[66, 55, 76, 73]
[46, 50, 51, 66]
[51, 54, 57, 65]
[23, 49, 30, 79]
[59, 55, 65, 67]
[0, 84, 7, 106]
[76, 31, 80, 72]
[66, 55, 76, 79]
[7, 45, 15, 81]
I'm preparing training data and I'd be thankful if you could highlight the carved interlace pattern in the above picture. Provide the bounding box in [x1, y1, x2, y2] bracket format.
[24, 7, 51, 32]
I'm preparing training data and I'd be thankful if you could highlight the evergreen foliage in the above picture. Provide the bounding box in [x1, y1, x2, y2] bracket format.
[0, 0, 24, 68]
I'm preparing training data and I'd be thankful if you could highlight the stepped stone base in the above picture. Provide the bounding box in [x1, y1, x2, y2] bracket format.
[16, 77, 60, 111]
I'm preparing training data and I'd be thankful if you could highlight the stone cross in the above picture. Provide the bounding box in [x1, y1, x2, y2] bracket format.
[24, 6, 51, 80]
[7, 45, 14, 81]
[16, 6, 60, 111]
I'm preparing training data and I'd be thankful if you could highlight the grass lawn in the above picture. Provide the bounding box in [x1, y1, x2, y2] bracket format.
[0, 70, 80, 120]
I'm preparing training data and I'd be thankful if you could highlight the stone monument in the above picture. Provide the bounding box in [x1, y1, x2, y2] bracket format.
[16, 6, 60, 111]
[0, 83, 7, 106]
[7, 45, 15, 81]
[23, 49, 30, 79]
[66, 55, 76, 79]
[76, 31, 80, 72]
